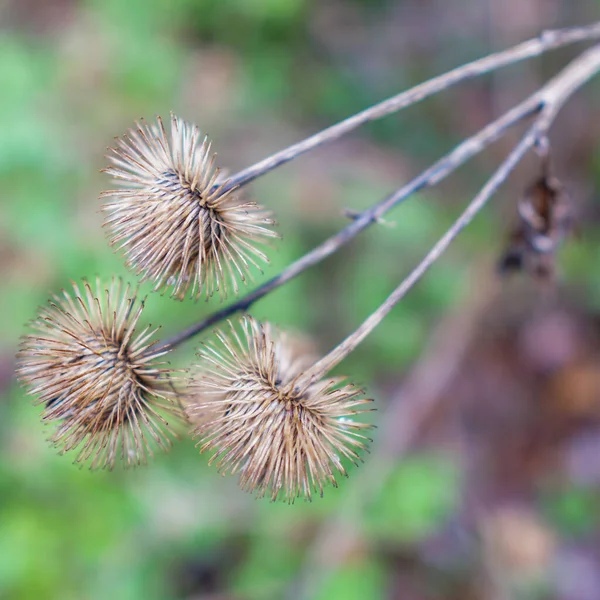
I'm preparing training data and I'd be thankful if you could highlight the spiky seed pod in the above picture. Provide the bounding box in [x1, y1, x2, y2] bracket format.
[16, 278, 180, 469]
[185, 317, 373, 502]
[100, 114, 278, 301]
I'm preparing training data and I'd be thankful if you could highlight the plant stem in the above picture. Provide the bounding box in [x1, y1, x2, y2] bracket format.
[159, 39, 600, 352]
[160, 97, 538, 350]
[220, 21, 600, 193]
[302, 43, 600, 381]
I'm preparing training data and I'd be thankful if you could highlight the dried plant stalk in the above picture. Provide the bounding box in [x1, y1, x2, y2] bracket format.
[17, 278, 181, 469]
[161, 40, 600, 350]
[101, 114, 278, 301]
[222, 21, 600, 192]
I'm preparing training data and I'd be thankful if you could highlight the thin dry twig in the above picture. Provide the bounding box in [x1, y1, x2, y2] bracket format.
[221, 21, 600, 192]
[160, 39, 600, 351]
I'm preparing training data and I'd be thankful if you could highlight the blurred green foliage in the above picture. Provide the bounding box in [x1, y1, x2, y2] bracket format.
[365, 455, 460, 544]
[3, 0, 600, 599]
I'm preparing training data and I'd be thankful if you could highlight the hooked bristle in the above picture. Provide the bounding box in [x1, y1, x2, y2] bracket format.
[16, 278, 181, 469]
[185, 317, 373, 502]
[100, 114, 278, 301]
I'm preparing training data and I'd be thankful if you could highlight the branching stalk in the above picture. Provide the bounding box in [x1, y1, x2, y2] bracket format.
[302, 44, 600, 379]
[159, 38, 600, 352]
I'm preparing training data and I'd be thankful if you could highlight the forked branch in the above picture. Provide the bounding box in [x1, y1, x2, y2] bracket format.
[302, 42, 600, 379]
[160, 38, 600, 351]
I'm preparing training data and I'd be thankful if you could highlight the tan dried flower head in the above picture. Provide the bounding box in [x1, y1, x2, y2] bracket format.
[101, 114, 278, 300]
[185, 317, 373, 502]
[16, 278, 180, 469]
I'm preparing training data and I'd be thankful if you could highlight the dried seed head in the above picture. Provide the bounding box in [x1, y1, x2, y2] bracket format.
[101, 114, 278, 300]
[16, 278, 180, 469]
[185, 317, 373, 502]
